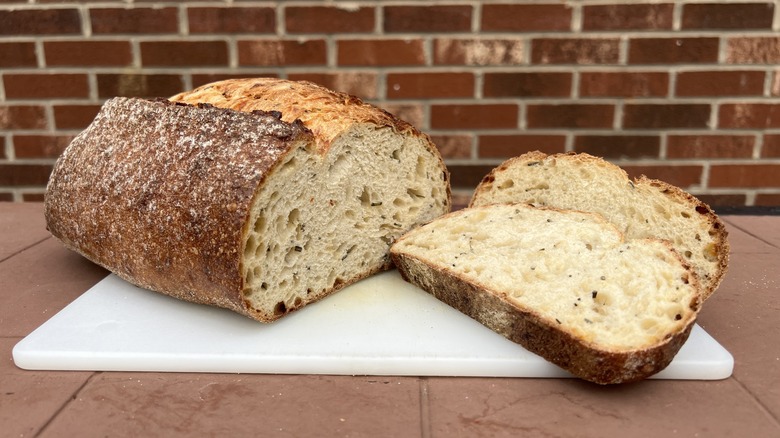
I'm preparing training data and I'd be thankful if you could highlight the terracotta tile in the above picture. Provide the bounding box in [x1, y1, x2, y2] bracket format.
[425, 377, 779, 437]
[1, 338, 93, 438]
[42, 374, 423, 437]
[725, 216, 780, 249]
[721, 218, 778, 253]
[697, 251, 780, 420]
[0, 202, 49, 261]
[0, 238, 108, 337]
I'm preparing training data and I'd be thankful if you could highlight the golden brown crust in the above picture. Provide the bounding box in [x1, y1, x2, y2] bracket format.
[391, 249, 696, 385]
[45, 98, 312, 318]
[470, 151, 729, 300]
[172, 77, 451, 213]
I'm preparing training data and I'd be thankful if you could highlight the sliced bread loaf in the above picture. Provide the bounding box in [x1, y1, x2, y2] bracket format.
[46, 85, 450, 322]
[390, 203, 701, 384]
[470, 151, 728, 300]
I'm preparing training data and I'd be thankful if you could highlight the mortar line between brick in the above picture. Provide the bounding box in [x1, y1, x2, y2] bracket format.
[35, 371, 103, 438]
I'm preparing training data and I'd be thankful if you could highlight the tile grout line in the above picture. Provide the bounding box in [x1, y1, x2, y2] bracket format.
[419, 377, 432, 438]
[35, 371, 103, 438]
[0, 236, 52, 265]
[732, 374, 780, 428]
[722, 217, 780, 250]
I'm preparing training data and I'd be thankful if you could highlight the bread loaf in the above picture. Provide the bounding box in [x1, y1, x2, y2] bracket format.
[46, 81, 450, 323]
[470, 151, 728, 300]
[390, 204, 701, 384]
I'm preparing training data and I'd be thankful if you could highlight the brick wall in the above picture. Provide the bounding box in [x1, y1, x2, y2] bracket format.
[1, 1, 780, 207]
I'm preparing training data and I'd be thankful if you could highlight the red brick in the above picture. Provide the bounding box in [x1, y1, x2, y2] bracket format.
[97, 74, 185, 98]
[727, 37, 780, 64]
[526, 104, 614, 129]
[629, 38, 719, 64]
[90, 7, 178, 34]
[13, 135, 74, 159]
[763, 134, 780, 157]
[667, 135, 755, 159]
[448, 164, 498, 188]
[0, 9, 81, 35]
[0, 137, 4, 159]
[287, 72, 378, 99]
[384, 5, 471, 33]
[710, 164, 780, 187]
[483, 72, 571, 98]
[755, 193, 780, 206]
[188, 7, 275, 34]
[286, 6, 374, 33]
[338, 39, 424, 66]
[239, 39, 327, 66]
[387, 73, 474, 99]
[698, 194, 747, 207]
[719, 103, 780, 128]
[431, 104, 518, 130]
[53, 105, 102, 130]
[22, 193, 46, 202]
[4, 74, 89, 99]
[532, 38, 620, 64]
[434, 38, 524, 66]
[478, 134, 566, 158]
[580, 72, 668, 97]
[380, 104, 425, 128]
[623, 104, 711, 129]
[0, 164, 54, 186]
[682, 3, 774, 29]
[574, 135, 660, 158]
[676, 71, 765, 97]
[141, 41, 228, 66]
[0, 193, 12, 202]
[482, 4, 571, 31]
[0, 106, 47, 130]
[192, 73, 279, 89]
[44, 40, 132, 66]
[430, 135, 472, 159]
[622, 165, 703, 188]
[0, 42, 37, 67]
[582, 3, 673, 30]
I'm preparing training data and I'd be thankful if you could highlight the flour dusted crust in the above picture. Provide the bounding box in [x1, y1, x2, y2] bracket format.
[171, 77, 436, 158]
[47, 79, 451, 323]
[45, 98, 311, 317]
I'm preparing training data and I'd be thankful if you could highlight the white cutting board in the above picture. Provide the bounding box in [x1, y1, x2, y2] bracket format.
[13, 270, 733, 380]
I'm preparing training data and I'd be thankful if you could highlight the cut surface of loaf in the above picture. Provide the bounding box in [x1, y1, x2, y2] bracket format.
[46, 91, 450, 322]
[470, 151, 728, 300]
[391, 204, 701, 384]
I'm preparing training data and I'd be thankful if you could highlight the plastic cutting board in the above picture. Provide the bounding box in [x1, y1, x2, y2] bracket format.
[13, 270, 733, 379]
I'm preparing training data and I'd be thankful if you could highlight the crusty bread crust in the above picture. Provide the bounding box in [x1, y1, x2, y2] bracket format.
[171, 78, 443, 164]
[471, 151, 729, 300]
[45, 98, 312, 318]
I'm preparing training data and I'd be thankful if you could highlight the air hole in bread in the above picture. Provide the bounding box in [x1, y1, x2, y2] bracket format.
[274, 301, 287, 316]
[498, 179, 514, 190]
[681, 211, 691, 219]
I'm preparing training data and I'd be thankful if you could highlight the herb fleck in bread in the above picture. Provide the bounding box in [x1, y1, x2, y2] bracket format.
[391, 204, 701, 384]
[46, 81, 450, 323]
[471, 151, 728, 300]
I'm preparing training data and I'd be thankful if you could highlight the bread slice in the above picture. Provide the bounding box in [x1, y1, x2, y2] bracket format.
[390, 204, 701, 384]
[45, 89, 450, 322]
[470, 151, 728, 301]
